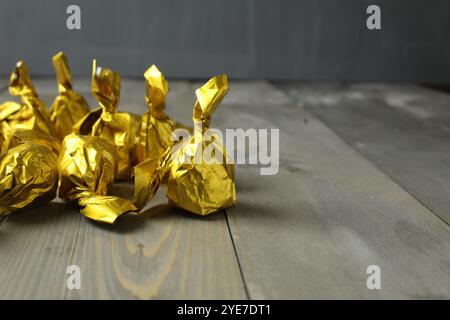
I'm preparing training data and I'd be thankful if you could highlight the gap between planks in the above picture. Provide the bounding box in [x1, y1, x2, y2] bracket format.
[224, 210, 251, 299]
[0, 216, 6, 228]
[218, 80, 450, 299]
[276, 82, 450, 226]
[322, 121, 450, 229]
[0, 79, 248, 299]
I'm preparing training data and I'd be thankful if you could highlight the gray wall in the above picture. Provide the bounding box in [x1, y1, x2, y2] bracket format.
[0, 0, 449, 82]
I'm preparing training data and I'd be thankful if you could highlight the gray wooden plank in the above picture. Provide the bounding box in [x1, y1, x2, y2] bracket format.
[0, 200, 81, 299]
[207, 81, 450, 299]
[278, 82, 450, 225]
[0, 79, 247, 299]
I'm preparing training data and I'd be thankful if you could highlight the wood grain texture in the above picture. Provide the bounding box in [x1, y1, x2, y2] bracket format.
[1, 79, 450, 299]
[279, 83, 450, 224]
[208, 81, 450, 299]
[0, 79, 246, 299]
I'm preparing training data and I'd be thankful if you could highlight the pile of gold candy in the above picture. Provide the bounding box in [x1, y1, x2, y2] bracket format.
[0, 52, 236, 224]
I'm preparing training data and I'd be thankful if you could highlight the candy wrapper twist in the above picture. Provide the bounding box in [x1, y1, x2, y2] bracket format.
[0, 61, 56, 137]
[134, 74, 236, 215]
[50, 51, 90, 140]
[73, 60, 140, 180]
[135, 65, 176, 165]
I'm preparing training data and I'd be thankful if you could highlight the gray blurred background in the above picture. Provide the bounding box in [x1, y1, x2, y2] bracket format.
[0, 0, 449, 83]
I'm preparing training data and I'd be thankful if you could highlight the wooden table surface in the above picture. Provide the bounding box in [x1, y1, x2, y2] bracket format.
[0, 78, 448, 299]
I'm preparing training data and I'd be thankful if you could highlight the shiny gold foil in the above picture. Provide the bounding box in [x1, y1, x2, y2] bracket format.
[73, 60, 140, 180]
[135, 65, 176, 165]
[0, 130, 4, 152]
[59, 133, 137, 224]
[134, 74, 236, 215]
[0, 61, 56, 137]
[0, 141, 58, 216]
[50, 51, 89, 140]
[1, 128, 60, 155]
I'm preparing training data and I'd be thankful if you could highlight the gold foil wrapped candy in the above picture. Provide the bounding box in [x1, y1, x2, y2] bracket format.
[135, 65, 176, 164]
[0, 131, 4, 151]
[134, 74, 236, 215]
[58, 133, 136, 224]
[0, 138, 59, 217]
[0, 61, 56, 137]
[1, 128, 60, 155]
[50, 51, 89, 140]
[73, 60, 140, 180]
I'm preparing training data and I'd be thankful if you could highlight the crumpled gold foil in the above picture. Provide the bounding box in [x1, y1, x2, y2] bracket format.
[0, 131, 4, 152]
[58, 133, 137, 224]
[50, 51, 89, 140]
[1, 128, 60, 155]
[134, 74, 236, 215]
[135, 65, 176, 165]
[0, 140, 59, 216]
[73, 60, 140, 180]
[0, 61, 56, 137]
